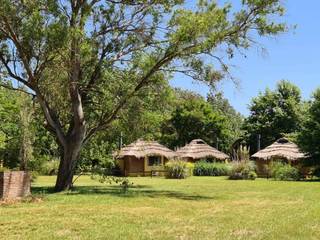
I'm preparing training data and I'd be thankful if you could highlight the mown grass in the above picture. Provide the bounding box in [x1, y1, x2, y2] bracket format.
[1, 176, 320, 240]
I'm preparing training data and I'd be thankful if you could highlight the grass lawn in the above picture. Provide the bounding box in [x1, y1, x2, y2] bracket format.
[1, 176, 320, 240]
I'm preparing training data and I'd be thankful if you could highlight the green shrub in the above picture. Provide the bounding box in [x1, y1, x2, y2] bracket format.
[248, 171, 257, 180]
[30, 171, 39, 182]
[39, 161, 60, 175]
[228, 160, 257, 180]
[312, 167, 320, 178]
[270, 162, 300, 181]
[165, 160, 194, 179]
[193, 161, 230, 176]
[0, 166, 9, 172]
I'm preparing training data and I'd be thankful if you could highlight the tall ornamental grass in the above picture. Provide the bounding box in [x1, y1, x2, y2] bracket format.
[165, 160, 194, 179]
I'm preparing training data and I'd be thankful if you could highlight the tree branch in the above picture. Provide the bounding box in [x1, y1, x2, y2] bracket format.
[0, 83, 35, 97]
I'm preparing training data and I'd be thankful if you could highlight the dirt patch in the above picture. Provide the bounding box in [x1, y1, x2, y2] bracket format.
[0, 196, 43, 206]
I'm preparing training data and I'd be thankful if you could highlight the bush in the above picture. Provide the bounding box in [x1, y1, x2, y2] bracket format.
[228, 160, 257, 180]
[165, 160, 194, 179]
[0, 166, 9, 172]
[193, 161, 230, 176]
[270, 162, 300, 181]
[312, 167, 320, 178]
[30, 171, 39, 182]
[247, 171, 258, 180]
[39, 161, 60, 175]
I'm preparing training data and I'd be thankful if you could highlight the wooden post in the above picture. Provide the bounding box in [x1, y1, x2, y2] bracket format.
[119, 132, 123, 150]
[216, 137, 219, 150]
[143, 156, 146, 176]
[257, 134, 261, 151]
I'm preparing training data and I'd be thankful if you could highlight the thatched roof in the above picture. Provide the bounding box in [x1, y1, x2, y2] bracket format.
[114, 139, 176, 159]
[176, 139, 229, 160]
[251, 138, 306, 161]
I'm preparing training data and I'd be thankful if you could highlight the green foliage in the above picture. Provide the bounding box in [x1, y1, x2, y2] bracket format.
[38, 160, 60, 176]
[165, 160, 194, 179]
[76, 83, 174, 172]
[161, 90, 234, 152]
[0, 166, 9, 172]
[0, 87, 22, 168]
[0, 87, 35, 169]
[91, 175, 133, 193]
[232, 145, 250, 161]
[270, 162, 300, 181]
[243, 80, 304, 153]
[79, 138, 115, 174]
[193, 161, 230, 176]
[248, 171, 258, 180]
[312, 167, 320, 178]
[229, 160, 257, 180]
[114, 82, 175, 144]
[207, 91, 244, 145]
[30, 171, 39, 183]
[298, 88, 320, 166]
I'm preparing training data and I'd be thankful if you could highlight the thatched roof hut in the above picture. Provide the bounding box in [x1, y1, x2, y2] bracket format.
[176, 139, 229, 161]
[115, 139, 176, 159]
[114, 139, 176, 177]
[251, 138, 306, 161]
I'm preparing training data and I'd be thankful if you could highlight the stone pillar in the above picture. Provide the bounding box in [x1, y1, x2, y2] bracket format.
[0, 171, 31, 200]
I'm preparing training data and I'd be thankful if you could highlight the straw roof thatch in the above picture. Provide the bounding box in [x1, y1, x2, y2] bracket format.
[251, 138, 306, 161]
[176, 139, 229, 160]
[114, 139, 176, 159]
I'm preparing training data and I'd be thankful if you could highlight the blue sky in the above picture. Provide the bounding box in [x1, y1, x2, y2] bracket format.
[170, 1, 320, 115]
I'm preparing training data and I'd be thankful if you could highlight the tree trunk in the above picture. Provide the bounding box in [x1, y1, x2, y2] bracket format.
[54, 137, 83, 192]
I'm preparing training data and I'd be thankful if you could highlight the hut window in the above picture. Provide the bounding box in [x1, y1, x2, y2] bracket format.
[148, 156, 162, 166]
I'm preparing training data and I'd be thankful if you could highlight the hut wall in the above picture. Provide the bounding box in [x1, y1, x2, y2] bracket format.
[255, 159, 270, 177]
[144, 156, 166, 176]
[184, 157, 195, 163]
[127, 156, 144, 176]
[0, 171, 31, 199]
[255, 158, 299, 177]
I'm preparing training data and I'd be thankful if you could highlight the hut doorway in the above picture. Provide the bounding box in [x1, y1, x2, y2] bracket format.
[122, 156, 144, 176]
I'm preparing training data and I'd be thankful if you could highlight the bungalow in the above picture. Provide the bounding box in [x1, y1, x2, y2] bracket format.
[176, 139, 229, 163]
[251, 138, 306, 177]
[114, 139, 176, 176]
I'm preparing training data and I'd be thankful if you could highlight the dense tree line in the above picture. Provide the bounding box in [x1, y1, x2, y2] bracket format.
[2, 79, 320, 174]
[243, 80, 320, 170]
[0, 83, 242, 173]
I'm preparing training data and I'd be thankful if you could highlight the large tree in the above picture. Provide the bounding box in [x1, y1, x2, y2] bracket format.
[160, 90, 232, 152]
[0, 0, 287, 191]
[297, 89, 320, 166]
[243, 80, 303, 153]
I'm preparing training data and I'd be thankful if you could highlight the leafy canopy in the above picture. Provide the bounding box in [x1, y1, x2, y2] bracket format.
[298, 89, 320, 166]
[0, 0, 287, 146]
[243, 80, 304, 152]
[161, 89, 234, 152]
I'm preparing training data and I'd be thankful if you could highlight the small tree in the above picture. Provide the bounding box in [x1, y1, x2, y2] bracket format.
[0, 0, 287, 191]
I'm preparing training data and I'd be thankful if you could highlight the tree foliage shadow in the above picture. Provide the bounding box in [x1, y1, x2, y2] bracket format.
[31, 184, 215, 201]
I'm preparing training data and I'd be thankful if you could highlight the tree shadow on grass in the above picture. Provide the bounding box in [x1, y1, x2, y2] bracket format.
[31, 184, 215, 201]
[300, 179, 320, 182]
